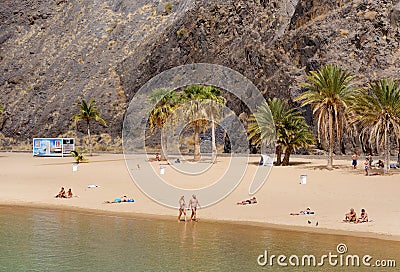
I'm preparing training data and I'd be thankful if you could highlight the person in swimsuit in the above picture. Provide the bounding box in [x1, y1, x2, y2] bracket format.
[368, 153, 373, 167]
[178, 196, 187, 222]
[364, 158, 369, 176]
[290, 207, 314, 215]
[357, 208, 369, 223]
[344, 208, 357, 222]
[56, 187, 66, 198]
[188, 194, 200, 221]
[351, 153, 358, 169]
[67, 188, 73, 198]
[237, 196, 257, 205]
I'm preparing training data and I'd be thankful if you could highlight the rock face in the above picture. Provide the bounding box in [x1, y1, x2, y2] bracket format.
[1, 0, 399, 152]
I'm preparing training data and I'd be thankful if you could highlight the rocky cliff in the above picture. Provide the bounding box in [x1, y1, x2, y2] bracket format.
[1, 0, 399, 152]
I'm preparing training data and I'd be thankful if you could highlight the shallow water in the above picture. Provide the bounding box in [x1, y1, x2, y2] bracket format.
[0, 206, 398, 271]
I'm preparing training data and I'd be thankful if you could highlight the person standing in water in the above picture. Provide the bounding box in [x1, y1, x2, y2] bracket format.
[188, 194, 201, 221]
[178, 196, 187, 222]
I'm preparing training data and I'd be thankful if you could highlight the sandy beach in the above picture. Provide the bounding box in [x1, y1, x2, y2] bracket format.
[1, 152, 399, 241]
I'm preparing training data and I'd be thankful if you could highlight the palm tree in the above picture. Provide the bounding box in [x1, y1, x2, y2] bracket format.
[197, 86, 225, 159]
[148, 89, 178, 159]
[269, 98, 304, 165]
[349, 78, 400, 174]
[294, 64, 356, 170]
[72, 99, 107, 156]
[181, 85, 224, 161]
[148, 86, 224, 161]
[247, 102, 274, 156]
[280, 118, 314, 166]
[148, 89, 178, 130]
[248, 98, 313, 166]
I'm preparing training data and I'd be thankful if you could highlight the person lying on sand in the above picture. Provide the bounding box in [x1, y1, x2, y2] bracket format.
[357, 208, 369, 223]
[343, 208, 357, 222]
[104, 196, 134, 203]
[237, 196, 257, 205]
[290, 207, 314, 215]
[55, 187, 66, 198]
[147, 153, 161, 162]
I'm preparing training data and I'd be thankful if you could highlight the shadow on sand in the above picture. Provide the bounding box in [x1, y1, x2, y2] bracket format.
[248, 161, 312, 166]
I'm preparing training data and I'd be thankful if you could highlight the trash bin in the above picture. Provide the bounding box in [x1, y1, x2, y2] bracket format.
[160, 166, 165, 175]
[300, 174, 307, 184]
[72, 164, 78, 172]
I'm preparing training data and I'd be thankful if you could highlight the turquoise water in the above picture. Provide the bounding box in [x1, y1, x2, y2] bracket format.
[0, 206, 398, 272]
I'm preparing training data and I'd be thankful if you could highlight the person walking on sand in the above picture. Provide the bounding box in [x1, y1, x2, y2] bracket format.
[351, 153, 358, 169]
[368, 153, 373, 167]
[364, 158, 369, 176]
[188, 194, 200, 221]
[178, 196, 187, 222]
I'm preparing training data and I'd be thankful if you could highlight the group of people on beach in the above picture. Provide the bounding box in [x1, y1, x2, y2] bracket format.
[352, 152, 400, 175]
[344, 208, 369, 223]
[352, 153, 373, 173]
[55, 187, 74, 198]
[178, 194, 201, 222]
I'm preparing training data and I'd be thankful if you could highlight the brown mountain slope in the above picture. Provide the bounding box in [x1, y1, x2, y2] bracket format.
[1, 0, 399, 151]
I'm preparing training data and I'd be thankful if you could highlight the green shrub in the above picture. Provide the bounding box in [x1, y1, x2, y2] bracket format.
[176, 27, 188, 37]
[71, 148, 88, 163]
[164, 2, 172, 15]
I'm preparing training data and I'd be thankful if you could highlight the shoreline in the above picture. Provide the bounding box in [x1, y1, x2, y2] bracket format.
[1, 152, 399, 242]
[1, 201, 399, 242]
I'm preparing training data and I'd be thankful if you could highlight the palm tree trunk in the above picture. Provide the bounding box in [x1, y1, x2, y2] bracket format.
[210, 101, 217, 160]
[384, 119, 390, 174]
[398, 139, 400, 166]
[87, 120, 92, 156]
[275, 145, 282, 166]
[398, 138, 400, 154]
[327, 107, 334, 170]
[211, 120, 217, 159]
[161, 127, 167, 161]
[282, 147, 292, 166]
[194, 120, 201, 161]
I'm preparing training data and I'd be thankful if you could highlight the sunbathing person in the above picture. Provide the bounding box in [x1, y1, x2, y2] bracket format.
[290, 207, 314, 215]
[147, 153, 161, 162]
[67, 188, 73, 198]
[237, 196, 257, 205]
[357, 208, 369, 223]
[55, 187, 66, 198]
[344, 208, 357, 222]
[104, 196, 134, 203]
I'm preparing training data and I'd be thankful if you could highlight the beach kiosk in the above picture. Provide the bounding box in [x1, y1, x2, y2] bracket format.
[33, 138, 75, 157]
